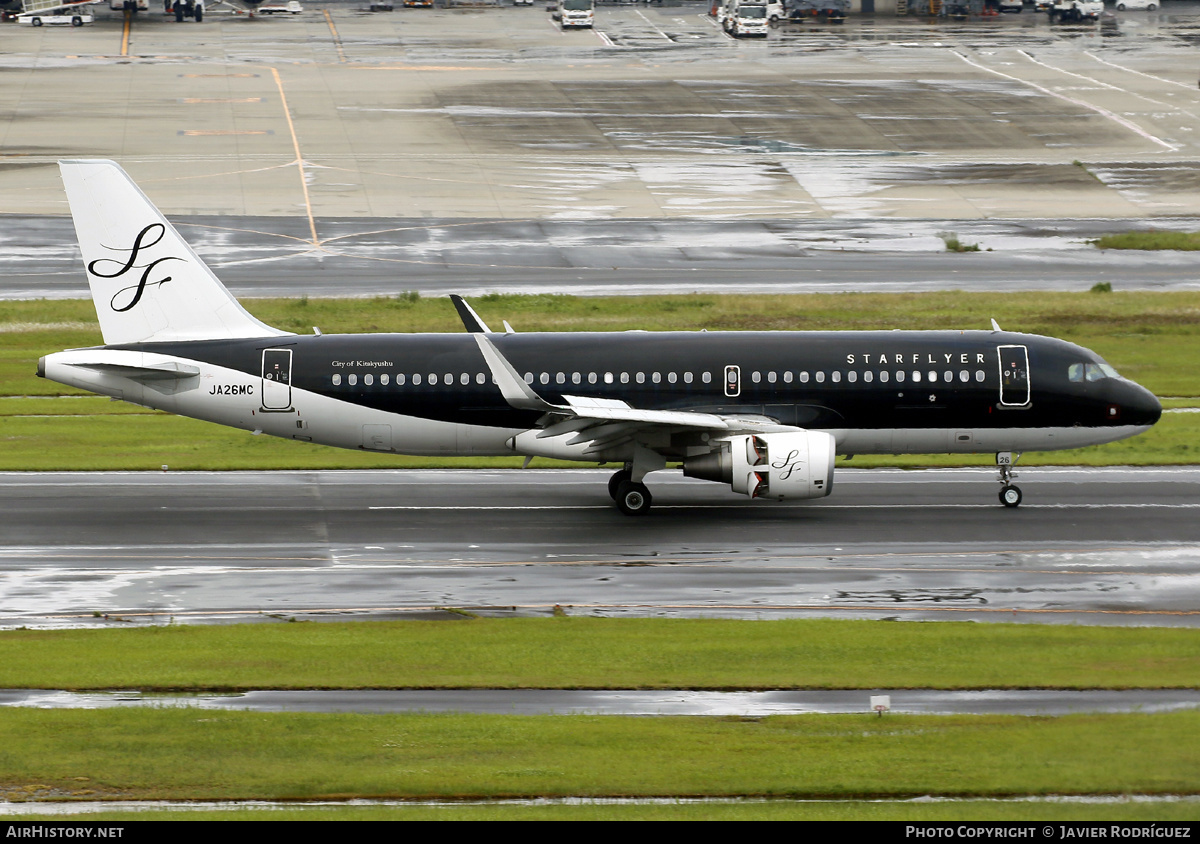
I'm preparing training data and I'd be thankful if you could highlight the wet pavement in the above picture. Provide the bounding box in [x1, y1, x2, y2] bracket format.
[2, 467, 1199, 628]
[2, 687, 1198, 715]
[5, 213, 1200, 299]
[4, 2, 1200, 222]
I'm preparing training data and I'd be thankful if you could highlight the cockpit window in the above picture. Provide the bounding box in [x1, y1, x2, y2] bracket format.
[1069, 362, 1121, 382]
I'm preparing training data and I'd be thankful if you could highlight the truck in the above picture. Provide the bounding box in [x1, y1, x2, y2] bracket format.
[720, 0, 769, 37]
[110, 0, 148, 10]
[556, 0, 593, 28]
[1046, 0, 1102, 20]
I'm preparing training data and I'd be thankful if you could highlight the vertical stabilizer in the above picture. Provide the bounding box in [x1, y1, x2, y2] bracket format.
[59, 160, 290, 345]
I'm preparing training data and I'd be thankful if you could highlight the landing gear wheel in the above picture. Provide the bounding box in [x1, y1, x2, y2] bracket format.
[999, 485, 1022, 508]
[615, 481, 652, 516]
[608, 468, 632, 501]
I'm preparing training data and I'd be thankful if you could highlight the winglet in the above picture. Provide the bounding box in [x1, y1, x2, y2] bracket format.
[450, 295, 493, 334]
[472, 334, 555, 412]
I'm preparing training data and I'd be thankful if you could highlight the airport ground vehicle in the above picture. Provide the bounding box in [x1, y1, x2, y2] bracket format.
[720, 0, 769, 37]
[259, 0, 301, 11]
[18, 8, 92, 22]
[1047, 0, 1102, 20]
[163, 0, 203, 20]
[40, 160, 1162, 516]
[785, 0, 847, 22]
[556, 0, 593, 28]
[1112, 0, 1155, 9]
[999, 0, 1024, 12]
[110, 0, 148, 10]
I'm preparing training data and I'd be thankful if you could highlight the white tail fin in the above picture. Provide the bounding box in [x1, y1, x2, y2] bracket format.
[59, 159, 290, 346]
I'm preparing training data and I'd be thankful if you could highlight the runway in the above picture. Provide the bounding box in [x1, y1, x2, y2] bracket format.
[5, 215, 1200, 300]
[2, 467, 1198, 628]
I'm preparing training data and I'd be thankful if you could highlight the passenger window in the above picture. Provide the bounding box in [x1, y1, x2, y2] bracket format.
[588, 372, 598, 384]
[751, 371, 761, 383]
[445, 373, 453, 385]
[767, 371, 776, 384]
[896, 371, 905, 383]
[863, 371, 873, 383]
[929, 371, 937, 383]
[848, 371, 857, 383]
[799, 371, 810, 383]
[476, 373, 486, 385]
[975, 370, 985, 382]
[540, 373, 549, 385]
[702, 372, 712, 384]
[652, 372, 661, 384]
[620, 372, 629, 384]
[879, 371, 889, 383]
[523, 373, 533, 384]
[831, 371, 841, 383]
[668, 372, 678, 384]
[398, 374, 406, 386]
[912, 371, 921, 383]
[556, 372, 565, 385]
[604, 372, 614, 384]
[636, 372, 645, 384]
[382, 374, 390, 386]
[430, 374, 439, 385]
[783, 371, 792, 384]
[684, 372, 693, 384]
[364, 374, 374, 386]
[959, 371, 969, 383]
[348, 374, 358, 386]
[332, 374, 342, 386]
[572, 372, 581, 384]
[815, 372, 825, 383]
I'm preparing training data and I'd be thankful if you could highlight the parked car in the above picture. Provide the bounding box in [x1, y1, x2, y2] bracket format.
[1112, 0, 1156, 9]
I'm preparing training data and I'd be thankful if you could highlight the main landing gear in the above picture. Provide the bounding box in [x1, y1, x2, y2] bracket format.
[996, 451, 1022, 508]
[608, 467, 653, 516]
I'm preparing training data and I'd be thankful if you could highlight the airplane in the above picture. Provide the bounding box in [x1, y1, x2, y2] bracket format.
[38, 160, 1162, 515]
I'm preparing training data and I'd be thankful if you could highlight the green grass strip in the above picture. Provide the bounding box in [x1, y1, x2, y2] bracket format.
[1093, 231, 1200, 251]
[2, 709, 1198, 802]
[13, 803, 1200, 821]
[2, 619, 1197, 691]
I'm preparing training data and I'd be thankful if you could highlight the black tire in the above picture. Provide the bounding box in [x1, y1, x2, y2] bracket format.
[175, 3, 184, 20]
[1117, 3, 1125, 8]
[615, 481, 652, 516]
[608, 469, 632, 501]
[31, 17, 42, 25]
[195, 5, 202, 20]
[72, 16, 83, 25]
[999, 485, 1022, 508]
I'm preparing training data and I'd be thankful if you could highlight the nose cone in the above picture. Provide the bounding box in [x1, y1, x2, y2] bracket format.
[1115, 380, 1162, 428]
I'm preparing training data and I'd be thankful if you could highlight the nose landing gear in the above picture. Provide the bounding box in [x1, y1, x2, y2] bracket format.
[996, 451, 1022, 508]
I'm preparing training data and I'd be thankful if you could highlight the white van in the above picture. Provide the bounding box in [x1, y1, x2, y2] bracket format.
[557, 0, 594, 28]
[720, 0, 769, 37]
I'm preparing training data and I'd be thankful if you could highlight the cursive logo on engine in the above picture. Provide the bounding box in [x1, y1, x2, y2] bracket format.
[771, 449, 802, 480]
[88, 224, 185, 313]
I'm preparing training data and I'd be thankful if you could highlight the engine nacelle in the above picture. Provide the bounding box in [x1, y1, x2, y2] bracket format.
[684, 431, 835, 500]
